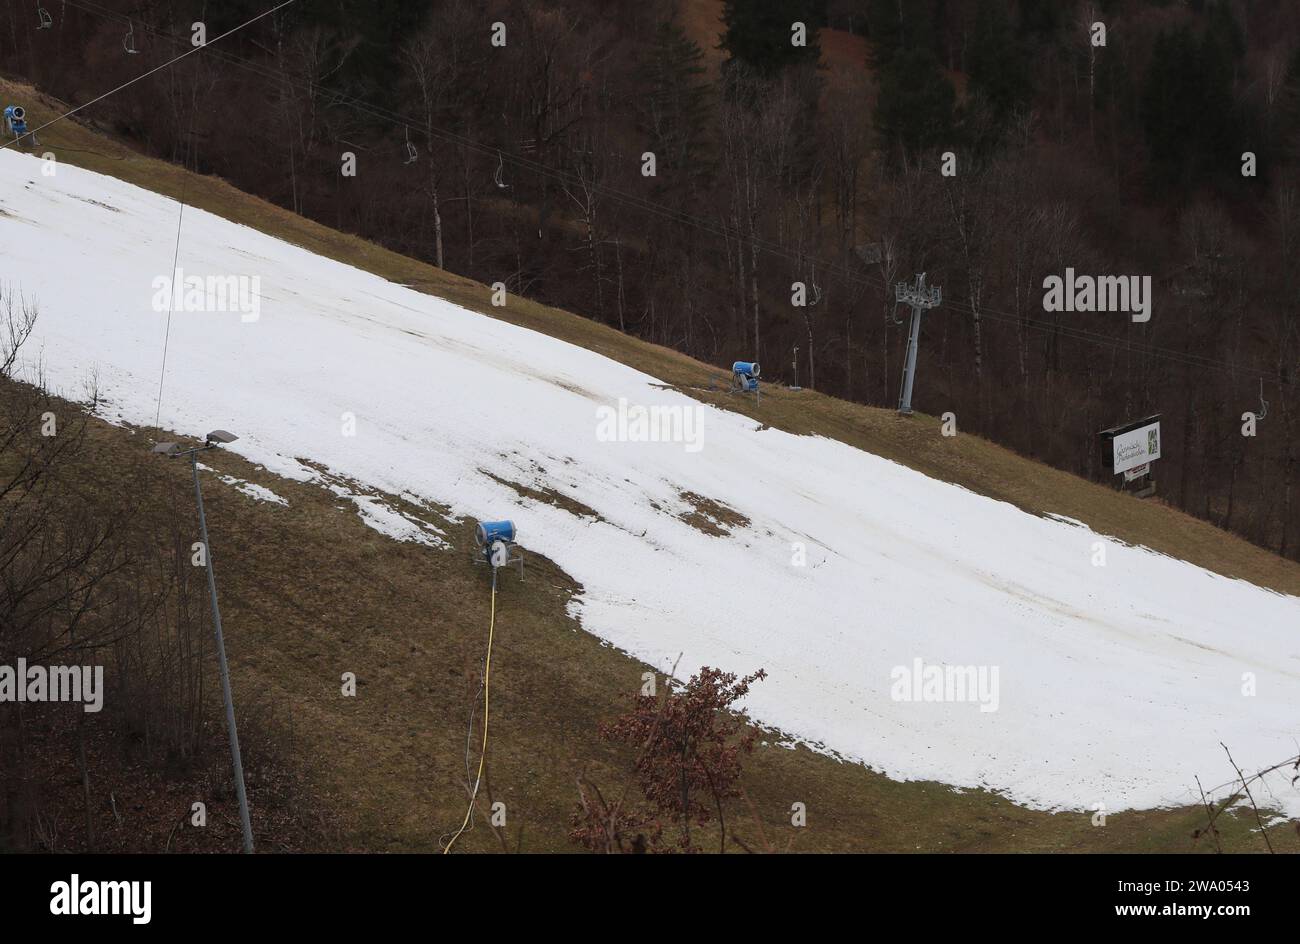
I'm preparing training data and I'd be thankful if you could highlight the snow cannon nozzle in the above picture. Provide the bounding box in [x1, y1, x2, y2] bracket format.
[730, 360, 761, 397]
[5, 105, 29, 138]
[476, 520, 516, 548]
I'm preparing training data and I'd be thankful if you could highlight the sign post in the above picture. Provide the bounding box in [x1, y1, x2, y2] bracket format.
[1099, 415, 1161, 497]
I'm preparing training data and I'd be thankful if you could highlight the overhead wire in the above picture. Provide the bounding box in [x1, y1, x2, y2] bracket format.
[4, 0, 297, 151]
[153, 178, 186, 429]
[41, 0, 1297, 843]
[52, 0, 1297, 391]
[37, 0, 512, 855]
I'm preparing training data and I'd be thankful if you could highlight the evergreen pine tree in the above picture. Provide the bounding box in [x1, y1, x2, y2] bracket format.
[1141, 17, 1239, 191]
[865, 0, 937, 68]
[637, 22, 714, 196]
[966, 0, 1031, 124]
[876, 46, 956, 159]
[720, 0, 826, 75]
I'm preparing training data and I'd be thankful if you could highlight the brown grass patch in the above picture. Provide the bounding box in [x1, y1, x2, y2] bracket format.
[5, 77, 1297, 850]
[677, 490, 751, 536]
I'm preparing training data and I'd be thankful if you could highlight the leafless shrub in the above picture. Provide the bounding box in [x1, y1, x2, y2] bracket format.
[0, 285, 37, 380]
[571, 664, 765, 853]
[1192, 745, 1300, 853]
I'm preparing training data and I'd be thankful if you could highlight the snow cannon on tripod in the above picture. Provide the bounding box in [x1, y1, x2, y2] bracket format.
[730, 361, 761, 402]
[475, 519, 523, 577]
[4, 106, 33, 146]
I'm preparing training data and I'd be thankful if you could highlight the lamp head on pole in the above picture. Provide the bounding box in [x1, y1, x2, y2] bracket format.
[152, 430, 238, 458]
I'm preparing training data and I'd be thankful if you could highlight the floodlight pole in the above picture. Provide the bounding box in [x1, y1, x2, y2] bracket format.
[153, 436, 255, 853]
[896, 273, 942, 415]
[186, 447, 255, 854]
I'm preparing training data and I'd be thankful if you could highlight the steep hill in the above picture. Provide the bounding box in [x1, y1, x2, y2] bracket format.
[4, 78, 1298, 851]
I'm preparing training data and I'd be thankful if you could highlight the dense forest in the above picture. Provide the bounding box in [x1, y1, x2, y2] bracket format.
[3, 0, 1297, 559]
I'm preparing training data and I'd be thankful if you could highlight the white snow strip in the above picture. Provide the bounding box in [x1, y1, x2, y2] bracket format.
[234, 480, 288, 506]
[197, 462, 289, 506]
[320, 480, 449, 549]
[6, 150, 1300, 818]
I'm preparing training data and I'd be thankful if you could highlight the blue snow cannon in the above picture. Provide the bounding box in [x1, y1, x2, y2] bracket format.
[732, 361, 760, 393]
[476, 520, 516, 548]
[475, 519, 523, 575]
[5, 105, 28, 136]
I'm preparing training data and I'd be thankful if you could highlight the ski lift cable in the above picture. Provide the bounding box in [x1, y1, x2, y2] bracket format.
[32, 1, 1275, 367]
[53, 0, 1298, 390]
[154, 129, 200, 429]
[309, 98, 1296, 379]
[1, 0, 298, 153]
[54, 4, 1185, 356]
[153, 191, 187, 429]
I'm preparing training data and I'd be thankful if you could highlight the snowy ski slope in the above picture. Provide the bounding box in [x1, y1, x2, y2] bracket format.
[4, 150, 1299, 817]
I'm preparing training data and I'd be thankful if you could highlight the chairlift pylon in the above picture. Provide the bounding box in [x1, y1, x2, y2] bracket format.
[123, 21, 139, 54]
[37, 5, 52, 29]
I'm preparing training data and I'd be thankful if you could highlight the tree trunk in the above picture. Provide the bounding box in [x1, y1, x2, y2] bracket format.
[77, 714, 95, 851]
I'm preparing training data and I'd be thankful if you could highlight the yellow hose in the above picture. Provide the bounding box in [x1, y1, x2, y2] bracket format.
[443, 578, 496, 853]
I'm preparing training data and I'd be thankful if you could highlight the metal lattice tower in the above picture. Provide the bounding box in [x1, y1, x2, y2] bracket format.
[895, 273, 942, 415]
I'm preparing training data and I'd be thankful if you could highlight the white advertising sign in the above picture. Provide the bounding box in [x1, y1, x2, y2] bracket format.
[1123, 462, 1150, 482]
[1112, 421, 1161, 475]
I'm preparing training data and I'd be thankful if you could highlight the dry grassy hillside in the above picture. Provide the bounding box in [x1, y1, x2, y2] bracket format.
[3, 77, 1297, 851]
